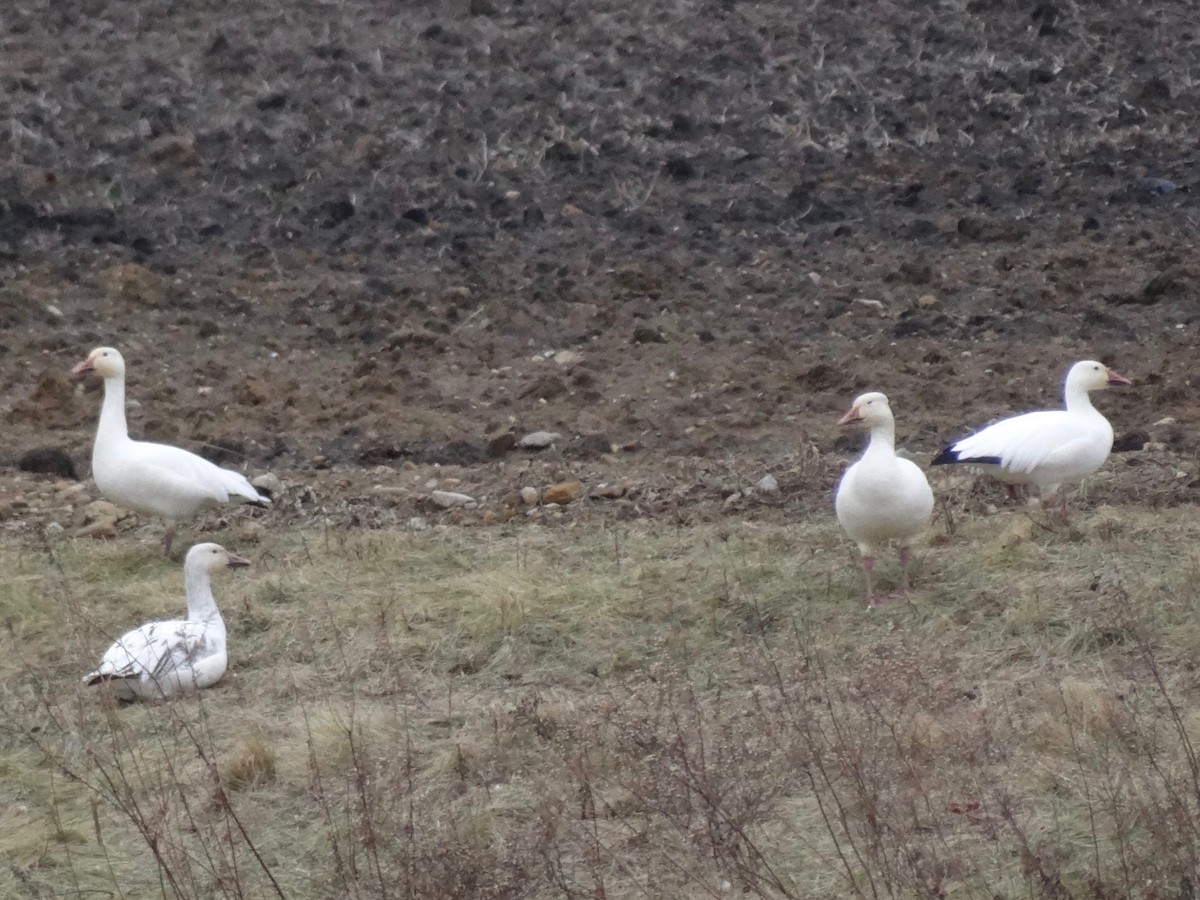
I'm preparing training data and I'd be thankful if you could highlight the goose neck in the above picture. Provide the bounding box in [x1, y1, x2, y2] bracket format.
[184, 566, 224, 627]
[862, 419, 897, 458]
[97, 374, 129, 442]
[1063, 384, 1098, 415]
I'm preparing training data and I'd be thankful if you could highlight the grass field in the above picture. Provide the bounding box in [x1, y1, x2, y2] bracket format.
[3, 503, 1200, 898]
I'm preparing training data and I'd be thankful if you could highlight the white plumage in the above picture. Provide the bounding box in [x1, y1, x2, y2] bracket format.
[835, 392, 935, 606]
[73, 347, 270, 553]
[931, 360, 1131, 503]
[83, 542, 250, 701]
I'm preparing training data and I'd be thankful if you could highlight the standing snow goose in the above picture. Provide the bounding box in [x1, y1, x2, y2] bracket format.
[72, 347, 270, 554]
[835, 392, 935, 606]
[83, 542, 250, 701]
[930, 360, 1131, 508]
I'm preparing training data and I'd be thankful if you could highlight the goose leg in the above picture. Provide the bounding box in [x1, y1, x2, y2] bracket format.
[898, 546, 912, 593]
[862, 555, 880, 606]
[163, 524, 176, 557]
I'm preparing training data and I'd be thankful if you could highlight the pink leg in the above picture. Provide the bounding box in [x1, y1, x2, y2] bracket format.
[898, 546, 912, 593]
[163, 525, 176, 557]
[862, 555, 882, 606]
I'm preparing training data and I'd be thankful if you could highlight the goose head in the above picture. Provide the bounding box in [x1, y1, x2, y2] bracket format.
[186, 542, 252, 574]
[72, 347, 126, 380]
[838, 392, 893, 428]
[1066, 360, 1132, 394]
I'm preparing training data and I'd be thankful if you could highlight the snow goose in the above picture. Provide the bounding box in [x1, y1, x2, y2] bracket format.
[72, 347, 270, 554]
[931, 360, 1131, 508]
[83, 542, 250, 701]
[835, 392, 935, 606]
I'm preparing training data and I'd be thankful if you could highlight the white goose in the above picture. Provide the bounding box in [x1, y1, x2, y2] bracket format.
[931, 360, 1131, 507]
[83, 542, 250, 701]
[835, 392, 935, 606]
[73, 347, 270, 554]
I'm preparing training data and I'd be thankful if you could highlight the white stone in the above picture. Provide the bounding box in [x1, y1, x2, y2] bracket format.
[518, 430, 561, 449]
[252, 472, 283, 495]
[756, 474, 780, 494]
[431, 490, 476, 508]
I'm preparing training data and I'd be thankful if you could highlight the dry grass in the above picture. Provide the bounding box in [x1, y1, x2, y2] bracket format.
[2, 502, 1200, 897]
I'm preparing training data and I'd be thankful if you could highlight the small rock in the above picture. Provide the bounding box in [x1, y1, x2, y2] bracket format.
[519, 486, 540, 505]
[82, 499, 121, 524]
[18, 446, 78, 480]
[1111, 431, 1149, 453]
[407, 517, 428, 531]
[487, 432, 517, 458]
[553, 350, 583, 366]
[431, 490, 476, 509]
[541, 481, 583, 505]
[756, 474, 780, 495]
[1154, 416, 1177, 427]
[589, 482, 630, 500]
[916, 293, 938, 309]
[43, 522, 66, 542]
[1141, 176, 1176, 195]
[632, 326, 667, 344]
[251, 472, 282, 498]
[78, 517, 117, 540]
[518, 431, 561, 449]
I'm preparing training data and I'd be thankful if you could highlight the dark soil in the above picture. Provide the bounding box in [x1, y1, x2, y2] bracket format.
[3, 0, 1199, 531]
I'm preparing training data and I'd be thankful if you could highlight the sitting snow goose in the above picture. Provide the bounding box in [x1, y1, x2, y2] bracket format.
[83, 542, 250, 701]
[835, 392, 935, 606]
[931, 360, 1131, 508]
[72, 347, 270, 554]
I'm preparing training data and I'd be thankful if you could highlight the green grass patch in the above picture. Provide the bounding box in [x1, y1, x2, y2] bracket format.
[3, 507, 1200, 897]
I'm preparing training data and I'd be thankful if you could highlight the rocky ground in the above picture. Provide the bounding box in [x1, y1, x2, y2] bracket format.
[2, 0, 1199, 544]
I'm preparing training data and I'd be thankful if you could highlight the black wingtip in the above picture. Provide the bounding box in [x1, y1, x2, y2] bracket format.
[933, 450, 1005, 468]
[930, 447, 959, 466]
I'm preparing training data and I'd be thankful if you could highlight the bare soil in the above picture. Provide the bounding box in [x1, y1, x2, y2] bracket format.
[3, 0, 1200, 532]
